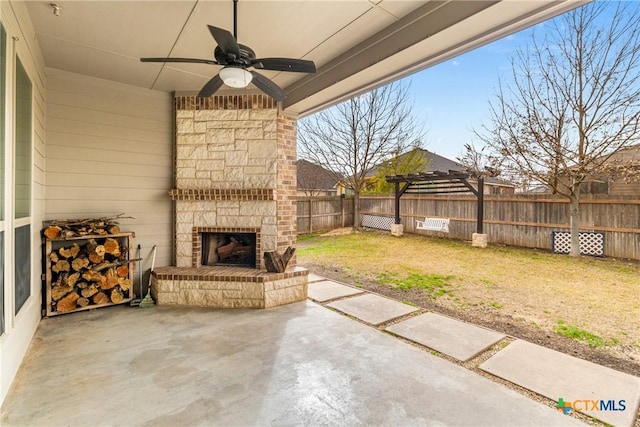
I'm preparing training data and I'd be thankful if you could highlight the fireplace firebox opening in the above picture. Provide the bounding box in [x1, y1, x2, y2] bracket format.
[201, 232, 257, 268]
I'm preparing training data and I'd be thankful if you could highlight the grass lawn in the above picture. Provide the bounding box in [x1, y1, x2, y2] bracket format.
[297, 230, 640, 371]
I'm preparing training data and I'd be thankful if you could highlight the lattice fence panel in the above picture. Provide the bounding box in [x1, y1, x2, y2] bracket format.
[362, 214, 394, 231]
[551, 231, 605, 257]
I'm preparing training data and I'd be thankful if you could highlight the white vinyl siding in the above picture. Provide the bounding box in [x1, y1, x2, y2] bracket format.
[0, 23, 6, 338]
[44, 69, 173, 268]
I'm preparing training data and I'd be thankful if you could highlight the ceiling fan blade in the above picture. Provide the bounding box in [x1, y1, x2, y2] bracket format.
[207, 25, 240, 59]
[197, 74, 224, 98]
[249, 71, 287, 101]
[251, 58, 316, 73]
[140, 57, 218, 65]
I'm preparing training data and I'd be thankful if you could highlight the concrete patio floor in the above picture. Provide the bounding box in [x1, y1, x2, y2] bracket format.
[0, 300, 581, 426]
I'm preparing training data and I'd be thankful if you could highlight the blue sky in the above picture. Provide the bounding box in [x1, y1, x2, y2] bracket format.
[407, 0, 627, 161]
[406, 29, 533, 161]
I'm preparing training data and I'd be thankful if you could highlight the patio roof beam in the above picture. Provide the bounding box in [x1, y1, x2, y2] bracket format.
[284, 0, 498, 113]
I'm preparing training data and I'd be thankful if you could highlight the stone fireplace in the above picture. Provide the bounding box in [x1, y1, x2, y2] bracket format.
[151, 94, 308, 308]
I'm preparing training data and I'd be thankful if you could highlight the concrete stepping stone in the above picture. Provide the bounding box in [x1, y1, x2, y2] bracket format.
[386, 313, 506, 361]
[307, 273, 326, 283]
[327, 293, 419, 325]
[308, 280, 364, 302]
[480, 340, 640, 427]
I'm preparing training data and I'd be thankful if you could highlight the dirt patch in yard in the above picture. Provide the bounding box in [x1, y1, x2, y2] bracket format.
[298, 231, 640, 377]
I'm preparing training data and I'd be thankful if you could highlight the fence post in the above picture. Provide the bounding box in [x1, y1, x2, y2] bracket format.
[394, 182, 401, 224]
[477, 177, 484, 234]
[308, 199, 313, 233]
[341, 195, 345, 227]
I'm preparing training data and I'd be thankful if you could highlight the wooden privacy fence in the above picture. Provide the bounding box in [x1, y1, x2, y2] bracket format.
[297, 196, 354, 234]
[358, 194, 640, 260]
[296, 194, 639, 260]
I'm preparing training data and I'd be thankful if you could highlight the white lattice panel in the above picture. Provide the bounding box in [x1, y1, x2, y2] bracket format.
[362, 214, 394, 231]
[551, 231, 605, 257]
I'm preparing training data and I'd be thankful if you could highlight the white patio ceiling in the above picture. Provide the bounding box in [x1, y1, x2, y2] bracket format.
[24, 0, 588, 117]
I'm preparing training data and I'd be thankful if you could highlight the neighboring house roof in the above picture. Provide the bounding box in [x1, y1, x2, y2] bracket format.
[600, 144, 640, 163]
[420, 148, 466, 173]
[559, 143, 640, 178]
[296, 160, 341, 192]
[367, 148, 459, 177]
[371, 148, 514, 187]
[524, 185, 551, 194]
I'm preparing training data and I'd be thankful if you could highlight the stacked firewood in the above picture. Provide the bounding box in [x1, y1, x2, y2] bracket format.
[43, 213, 131, 240]
[48, 236, 132, 313]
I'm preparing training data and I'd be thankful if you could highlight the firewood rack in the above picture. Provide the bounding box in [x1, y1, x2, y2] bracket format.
[43, 232, 135, 317]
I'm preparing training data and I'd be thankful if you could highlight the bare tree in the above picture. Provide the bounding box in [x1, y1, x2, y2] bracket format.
[476, 1, 640, 256]
[457, 142, 501, 180]
[298, 82, 424, 229]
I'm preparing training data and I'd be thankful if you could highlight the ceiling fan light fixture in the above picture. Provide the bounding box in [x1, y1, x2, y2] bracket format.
[219, 67, 252, 88]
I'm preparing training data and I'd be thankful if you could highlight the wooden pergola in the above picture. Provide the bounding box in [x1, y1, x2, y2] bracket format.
[385, 171, 485, 233]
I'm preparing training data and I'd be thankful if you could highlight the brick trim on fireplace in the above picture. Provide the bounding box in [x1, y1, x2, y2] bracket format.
[153, 265, 308, 282]
[275, 115, 298, 258]
[192, 227, 261, 268]
[175, 94, 277, 111]
[169, 188, 274, 201]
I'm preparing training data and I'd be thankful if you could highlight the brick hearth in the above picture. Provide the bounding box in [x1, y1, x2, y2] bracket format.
[151, 266, 308, 308]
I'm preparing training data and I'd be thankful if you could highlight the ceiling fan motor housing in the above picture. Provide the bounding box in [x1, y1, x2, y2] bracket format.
[214, 45, 255, 66]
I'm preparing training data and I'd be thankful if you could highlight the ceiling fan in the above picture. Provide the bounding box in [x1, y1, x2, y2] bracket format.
[140, 0, 316, 101]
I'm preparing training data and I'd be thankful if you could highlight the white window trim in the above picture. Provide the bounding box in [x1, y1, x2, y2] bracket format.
[11, 51, 34, 324]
